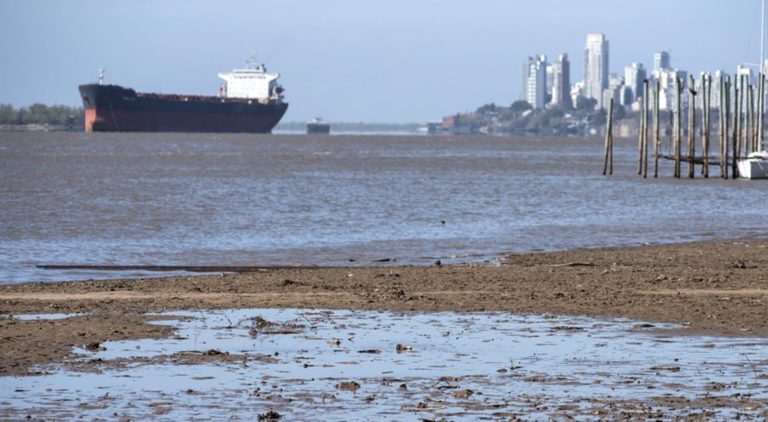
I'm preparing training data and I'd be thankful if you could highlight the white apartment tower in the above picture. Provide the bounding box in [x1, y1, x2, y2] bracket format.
[523, 55, 548, 109]
[584, 33, 609, 108]
[551, 54, 571, 108]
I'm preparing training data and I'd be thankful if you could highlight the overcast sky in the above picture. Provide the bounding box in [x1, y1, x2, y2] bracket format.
[0, 0, 764, 122]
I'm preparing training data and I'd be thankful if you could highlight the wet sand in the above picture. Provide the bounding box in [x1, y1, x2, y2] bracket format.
[1, 239, 768, 377]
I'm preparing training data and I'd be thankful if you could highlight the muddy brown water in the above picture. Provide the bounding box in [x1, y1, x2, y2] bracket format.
[2, 132, 768, 283]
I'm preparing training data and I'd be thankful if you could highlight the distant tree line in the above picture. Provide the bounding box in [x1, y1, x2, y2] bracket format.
[0, 103, 83, 126]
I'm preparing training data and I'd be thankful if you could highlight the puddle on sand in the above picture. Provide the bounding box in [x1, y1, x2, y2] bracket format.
[2, 309, 767, 420]
[8, 313, 84, 321]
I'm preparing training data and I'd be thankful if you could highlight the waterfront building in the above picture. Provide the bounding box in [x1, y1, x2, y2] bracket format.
[619, 85, 633, 107]
[657, 68, 688, 111]
[602, 73, 624, 109]
[551, 54, 571, 109]
[696, 70, 724, 110]
[570, 81, 585, 108]
[584, 33, 610, 109]
[624, 63, 647, 104]
[523, 55, 548, 109]
[653, 51, 671, 73]
[546, 64, 555, 100]
[737, 64, 753, 83]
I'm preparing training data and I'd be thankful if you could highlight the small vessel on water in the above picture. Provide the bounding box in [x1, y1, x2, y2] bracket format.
[78, 62, 288, 133]
[306, 118, 331, 134]
[738, 151, 768, 179]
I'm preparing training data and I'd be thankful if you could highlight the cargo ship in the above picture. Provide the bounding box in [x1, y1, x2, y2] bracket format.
[78, 63, 288, 133]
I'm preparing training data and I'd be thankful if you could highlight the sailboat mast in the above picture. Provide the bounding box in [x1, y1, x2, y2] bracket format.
[762, 0, 765, 70]
[762, 0, 766, 150]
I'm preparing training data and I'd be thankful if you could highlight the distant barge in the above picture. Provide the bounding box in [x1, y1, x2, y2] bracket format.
[78, 63, 288, 133]
[306, 118, 331, 134]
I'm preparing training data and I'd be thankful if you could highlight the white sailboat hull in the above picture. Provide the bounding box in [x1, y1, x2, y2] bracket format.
[738, 152, 768, 179]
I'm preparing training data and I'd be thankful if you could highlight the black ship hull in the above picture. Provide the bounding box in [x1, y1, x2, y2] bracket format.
[79, 84, 288, 133]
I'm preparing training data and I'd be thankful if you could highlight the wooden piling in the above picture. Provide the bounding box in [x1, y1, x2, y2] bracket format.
[637, 87, 645, 176]
[702, 74, 711, 178]
[674, 76, 682, 178]
[722, 76, 733, 179]
[731, 74, 741, 179]
[747, 83, 754, 155]
[653, 79, 660, 178]
[643, 80, 649, 178]
[719, 76, 725, 178]
[602, 98, 614, 175]
[687, 75, 696, 178]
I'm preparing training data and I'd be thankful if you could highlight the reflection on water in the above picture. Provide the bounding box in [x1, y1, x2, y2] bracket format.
[2, 309, 767, 419]
[1, 133, 766, 283]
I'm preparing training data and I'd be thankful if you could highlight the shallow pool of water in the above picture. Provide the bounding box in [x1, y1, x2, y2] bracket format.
[2, 309, 767, 419]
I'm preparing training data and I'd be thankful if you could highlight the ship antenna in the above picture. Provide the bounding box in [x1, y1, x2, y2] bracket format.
[98, 68, 105, 85]
[246, 54, 257, 69]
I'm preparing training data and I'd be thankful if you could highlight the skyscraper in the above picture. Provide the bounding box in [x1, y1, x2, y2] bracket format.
[523, 55, 548, 109]
[624, 62, 647, 104]
[653, 51, 671, 73]
[551, 54, 571, 108]
[584, 33, 609, 108]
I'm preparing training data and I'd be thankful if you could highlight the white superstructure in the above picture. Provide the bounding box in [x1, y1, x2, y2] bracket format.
[217, 62, 283, 102]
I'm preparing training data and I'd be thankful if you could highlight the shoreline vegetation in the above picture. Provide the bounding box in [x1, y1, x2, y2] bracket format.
[0, 103, 84, 131]
[1, 239, 767, 376]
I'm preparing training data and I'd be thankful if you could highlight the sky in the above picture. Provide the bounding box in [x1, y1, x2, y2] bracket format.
[0, 0, 765, 123]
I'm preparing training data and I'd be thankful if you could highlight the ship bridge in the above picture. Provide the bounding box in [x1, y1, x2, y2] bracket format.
[217, 63, 282, 101]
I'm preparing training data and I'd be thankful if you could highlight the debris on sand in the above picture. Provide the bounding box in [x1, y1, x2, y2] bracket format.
[395, 344, 413, 353]
[248, 316, 304, 336]
[258, 409, 281, 420]
[335, 381, 361, 392]
[84, 342, 105, 352]
[650, 365, 681, 372]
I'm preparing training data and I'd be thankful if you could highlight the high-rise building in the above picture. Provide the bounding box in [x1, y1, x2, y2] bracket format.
[657, 68, 687, 111]
[523, 55, 548, 109]
[584, 33, 609, 108]
[546, 64, 555, 100]
[603, 73, 624, 109]
[653, 51, 671, 73]
[624, 62, 647, 104]
[699, 71, 723, 110]
[551, 53, 571, 108]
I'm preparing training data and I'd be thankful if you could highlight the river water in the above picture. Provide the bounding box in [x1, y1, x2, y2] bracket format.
[1, 132, 766, 283]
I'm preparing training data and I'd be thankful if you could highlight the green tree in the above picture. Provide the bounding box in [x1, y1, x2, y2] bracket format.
[510, 100, 532, 113]
[26, 103, 49, 124]
[575, 97, 597, 111]
[0, 104, 14, 124]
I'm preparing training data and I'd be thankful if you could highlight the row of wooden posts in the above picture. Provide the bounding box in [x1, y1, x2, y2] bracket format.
[603, 72, 766, 178]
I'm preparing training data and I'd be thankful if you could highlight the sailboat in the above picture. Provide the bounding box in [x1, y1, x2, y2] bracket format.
[738, 0, 768, 179]
[738, 151, 768, 178]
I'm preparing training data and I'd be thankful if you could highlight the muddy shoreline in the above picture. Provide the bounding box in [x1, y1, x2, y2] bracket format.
[1, 240, 768, 376]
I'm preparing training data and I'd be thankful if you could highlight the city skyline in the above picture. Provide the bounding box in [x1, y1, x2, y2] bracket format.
[1, 0, 767, 122]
